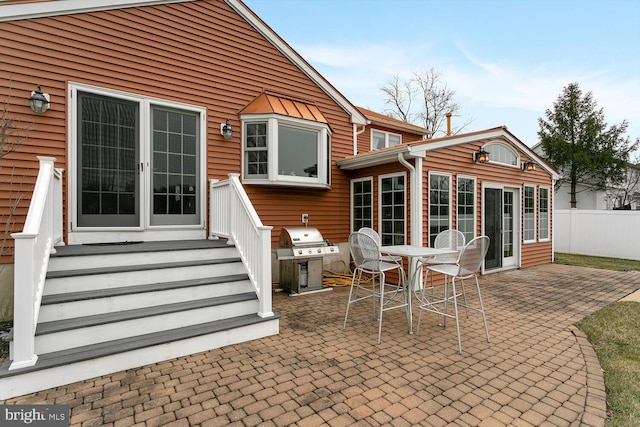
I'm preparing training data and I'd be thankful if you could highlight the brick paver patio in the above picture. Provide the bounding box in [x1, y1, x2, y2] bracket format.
[3, 263, 640, 426]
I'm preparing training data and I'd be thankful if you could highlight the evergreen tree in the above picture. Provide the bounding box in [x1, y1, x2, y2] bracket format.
[538, 82, 639, 208]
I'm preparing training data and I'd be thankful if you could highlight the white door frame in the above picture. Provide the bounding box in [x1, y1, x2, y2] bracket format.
[67, 82, 207, 244]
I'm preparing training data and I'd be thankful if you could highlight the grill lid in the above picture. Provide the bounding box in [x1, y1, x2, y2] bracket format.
[279, 226, 325, 248]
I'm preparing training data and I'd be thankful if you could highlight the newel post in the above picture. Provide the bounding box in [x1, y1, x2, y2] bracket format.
[10, 233, 38, 370]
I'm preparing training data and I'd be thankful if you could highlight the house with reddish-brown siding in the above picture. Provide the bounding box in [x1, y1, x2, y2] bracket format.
[342, 121, 558, 273]
[0, 0, 558, 399]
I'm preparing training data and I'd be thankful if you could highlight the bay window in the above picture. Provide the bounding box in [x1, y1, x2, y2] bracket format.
[242, 115, 331, 188]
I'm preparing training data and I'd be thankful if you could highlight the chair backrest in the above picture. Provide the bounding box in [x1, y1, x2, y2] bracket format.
[358, 227, 382, 246]
[433, 229, 465, 250]
[349, 231, 381, 269]
[458, 236, 490, 274]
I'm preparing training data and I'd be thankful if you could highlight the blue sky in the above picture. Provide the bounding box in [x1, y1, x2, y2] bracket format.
[243, 0, 640, 150]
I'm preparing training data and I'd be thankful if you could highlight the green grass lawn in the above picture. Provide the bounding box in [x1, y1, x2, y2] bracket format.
[562, 253, 640, 426]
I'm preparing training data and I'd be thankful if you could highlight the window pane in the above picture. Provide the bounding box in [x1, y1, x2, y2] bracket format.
[352, 179, 373, 232]
[372, 130, 385, 150]
[429, 174, 450, 246]
[524, 186, 536, 241]
[388, 134, 401, 147]
[380, 175, 405, 245]
[278, 125, 318, 177]
[245, 122, 268, 177]
[457, 177, 475, 242]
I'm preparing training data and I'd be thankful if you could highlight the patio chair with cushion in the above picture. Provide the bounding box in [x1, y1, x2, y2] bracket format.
[343, 231, 408, 344]
[416, 235, 490, 354]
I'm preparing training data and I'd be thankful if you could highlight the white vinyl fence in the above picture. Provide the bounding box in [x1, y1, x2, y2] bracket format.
[555, 209, 640, 261]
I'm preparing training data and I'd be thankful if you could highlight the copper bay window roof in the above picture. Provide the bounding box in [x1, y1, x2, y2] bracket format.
[239, 92, 328, 123]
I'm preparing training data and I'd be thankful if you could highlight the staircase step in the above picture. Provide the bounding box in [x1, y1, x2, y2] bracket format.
[36, 293, 257, 336]
[47, 258, 241, 279]
[41, 273, 249, 305]
[49, 240, 237, 272]
[0, 313, 280, 379]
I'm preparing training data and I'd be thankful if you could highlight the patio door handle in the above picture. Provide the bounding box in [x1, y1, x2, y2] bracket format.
[138, 162, 144, 173]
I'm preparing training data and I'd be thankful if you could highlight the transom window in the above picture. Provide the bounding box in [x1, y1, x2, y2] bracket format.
[242, 115, 331, 188]
[484, 142, 519, 167]
[371, 130, 401, 150]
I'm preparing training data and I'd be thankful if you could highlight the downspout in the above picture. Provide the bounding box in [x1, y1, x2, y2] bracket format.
[398, 152, 423, 246]
[353, 123, 366, 156]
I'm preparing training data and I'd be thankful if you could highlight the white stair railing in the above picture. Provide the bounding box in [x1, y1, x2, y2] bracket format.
[209, 173, 273, 318]
[10, 157, 63, 370]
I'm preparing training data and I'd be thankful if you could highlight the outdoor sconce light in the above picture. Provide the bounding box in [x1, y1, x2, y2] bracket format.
[220, 119, 233, 140]
[473, 148, 489, 163]
[522, 161, 537, 172]
[29, 85, 50, 113]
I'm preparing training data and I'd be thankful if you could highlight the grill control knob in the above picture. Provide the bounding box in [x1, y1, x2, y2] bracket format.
[317, 248, 322, 253]
[297, 249, 303, 255]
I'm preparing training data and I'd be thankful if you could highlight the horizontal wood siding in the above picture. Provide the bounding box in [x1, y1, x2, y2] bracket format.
[0, 0, 358, 260]
[424, 139, 554, 268]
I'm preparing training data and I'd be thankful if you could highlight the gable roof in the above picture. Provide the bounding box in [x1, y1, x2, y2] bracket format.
[338, 125, 560, 179]
[0, 0, 368, 126]
[357, 107, 430, 137]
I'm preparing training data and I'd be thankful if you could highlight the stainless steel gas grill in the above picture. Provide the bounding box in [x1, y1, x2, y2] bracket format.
[276, 226, 339, 294]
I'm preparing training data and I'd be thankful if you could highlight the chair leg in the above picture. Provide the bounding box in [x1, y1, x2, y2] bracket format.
[475, 276, 491, 343]
[451, 278, 463, 354]
[377, 272, 386, 344]
[343, 271, 358, 330]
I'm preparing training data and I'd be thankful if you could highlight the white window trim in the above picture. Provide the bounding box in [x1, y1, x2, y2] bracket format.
[538, 186, 551, 242]
[350, 177, 373, 233]
[67, 82, 207, 234]
[371, 129, 402, 150]
[241, 113, 331, 188]
[523, 184, 537, 244]
[428, 172, 453, 245]
[456, 175, 477, 241]
[378, 172, 407, 245]
[483, 141, 521, 169]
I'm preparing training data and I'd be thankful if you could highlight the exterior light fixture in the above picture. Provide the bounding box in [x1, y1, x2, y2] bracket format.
[522, 161, 537, 172]
[220, 119, 233, 140]
[29, 85, 50, 113]
[473, 148, 489, 163]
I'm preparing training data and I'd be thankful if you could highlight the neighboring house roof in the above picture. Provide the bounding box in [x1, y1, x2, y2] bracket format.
[0, 0, 368, 126]
[357, 107, 430, 137]
[240, 93, 328, 124]
[339, 125, 561, 180]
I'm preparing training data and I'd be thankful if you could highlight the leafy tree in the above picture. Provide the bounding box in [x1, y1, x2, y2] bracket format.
[605, 156, 640, 209]
[380, 67, 471, 138]
[538, 82, 639, 208]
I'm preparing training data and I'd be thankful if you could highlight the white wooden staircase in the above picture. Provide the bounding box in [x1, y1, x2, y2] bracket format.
[0, 239, 279, 399]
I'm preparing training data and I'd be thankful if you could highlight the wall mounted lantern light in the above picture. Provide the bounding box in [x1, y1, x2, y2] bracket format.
[29, 85, 50, 113]
[220, 119, 233, 140]
[473, 148, 489, 163]
[522, 161, 537, 172]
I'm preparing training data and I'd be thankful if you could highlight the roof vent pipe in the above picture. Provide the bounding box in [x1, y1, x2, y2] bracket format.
[446, 112, 452, 136]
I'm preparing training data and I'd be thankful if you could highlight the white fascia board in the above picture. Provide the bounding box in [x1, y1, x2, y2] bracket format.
[337, 145, 426, 170]
[226, 0, 367, 126]
[0, 0, 190, 21]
